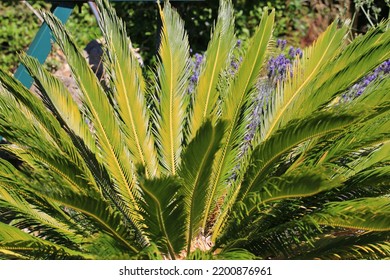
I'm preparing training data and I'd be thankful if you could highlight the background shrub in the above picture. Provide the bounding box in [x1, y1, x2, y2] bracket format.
[0, 0, 388, 73]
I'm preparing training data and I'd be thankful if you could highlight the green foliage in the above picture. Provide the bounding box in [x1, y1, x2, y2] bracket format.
[0, 0, 389, 260]
[0, 1, 42, 73]
[0, 1, 100, 73]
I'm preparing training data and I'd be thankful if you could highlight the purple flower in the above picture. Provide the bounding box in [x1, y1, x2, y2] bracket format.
[231, 60, 239, 70]
[267, 54, 292, 82]
[276, 39, 287, 50]
[343, 59, 390, 100]
[188, 53, 204, 94]
[288, 46, 295, 58]
[281, 40, 287, 50]
[296, 48, 303, 58]
[195, 53, 203, 66]
[288, 46, 303, 59]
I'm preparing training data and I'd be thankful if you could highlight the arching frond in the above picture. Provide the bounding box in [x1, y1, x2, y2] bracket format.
[153, 1, 191, 175]
[301, 21, 390, 116]
[20, 55, 97, 156]
[40, 11, 141, 226]
[262, 21, 349, 140]
[96, 0, 158, 178]
[137, 175, 186, 259]
[0, 69, 85, 170]
[188, 0, 235, 139]
[238, 109, 363, 203]
[298, 232, 390, 260]
[178, 121, 225, 253]
[0, 222, 89, 260]
[205, 9, 275, 232]
[309, 198, 390, 232]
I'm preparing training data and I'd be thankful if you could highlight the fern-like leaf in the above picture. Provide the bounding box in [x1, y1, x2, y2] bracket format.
[153, 1, 191, 175]
[178, 121, 225, 254]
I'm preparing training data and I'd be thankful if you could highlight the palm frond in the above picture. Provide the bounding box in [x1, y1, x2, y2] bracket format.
[295, 231, 390, 260]
[0, 187, 81, 249]
[96, 0, 158, 178]
[137, 175, 186, 259]
[153, 1, 191, 175]
[216, 167, 340, 245]
[32, 186, 141, 254]
[178, 121, 225, 253]
[17, 55, 138, 226]
[238, 109, 363, 203]
[40, 11, 140, 224]
[1, 158, 139, 254]
[214, 248, 256, 260]
[188, 0, 235, 139]
[262, 21, 349, 140]
[309, 197, 390, 231]
[245, 168, 340, 208]
[0, 222, 88, 260]
[20, 55, 97, 156]
[323, 112, 390, 175]
[0, 80, 98, 196]
[0, 69, 84, 168]
[302, 21, 390, 116]
[205, 9, 275, 232]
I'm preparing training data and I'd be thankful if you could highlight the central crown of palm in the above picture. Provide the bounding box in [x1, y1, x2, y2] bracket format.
[0, 0, 389, 260]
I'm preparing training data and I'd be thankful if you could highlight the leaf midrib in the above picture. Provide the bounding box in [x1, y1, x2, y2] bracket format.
[264, 31, 339, 140]
[187, 127, 216, 254]
[203, 16, 271, 229]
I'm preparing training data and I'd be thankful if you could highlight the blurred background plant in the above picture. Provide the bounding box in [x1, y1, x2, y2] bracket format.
[0, 0, 389, 73]
[0, 0, 101, 73]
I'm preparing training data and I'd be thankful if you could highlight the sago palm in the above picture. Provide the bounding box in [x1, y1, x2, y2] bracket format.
[0, 0, 389, 260]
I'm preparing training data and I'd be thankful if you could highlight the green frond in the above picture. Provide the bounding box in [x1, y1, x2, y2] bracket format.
[137, 175, 186, 259]
[153, 1, 191, 175]
[309, 197, 390, 231]
[0, 157, 140, 254]
[349, 72, 390, 108]
[216, 167, 341, 244]
[295, 231, 390, 260]
[262, 21, 349, 140]
[0, 69, 85, 169]
[188, 0, 235, 139]
[303, 21, 390, 115]
[186, 249, 214, 260]
[214, 248, 256, 260]
[0, 222, 89, 260]
[178, 121, 225, 253]
[224, 215, 322, 259]
[20, 55, 97, 156]
[5, 146, 94, 196]
[31, 186, 141, 254]
[238, 109, 363, 203]
[96, 0, 158, 178]
[205, 9, 275, 232]
[186, 247, 256, 260]
[322, 110, 390, 174]
[0, 158, 140, 254]
[10, 55, 122, 204]
[348, 165, 390, 188]
[245, 168, 341, 208]
[41, 11, 140, 224]
[83, 233, 141, 260]
[136, 242, 164, 260]
[0, 187, 82, 249]
[0, 82, 99, 197]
